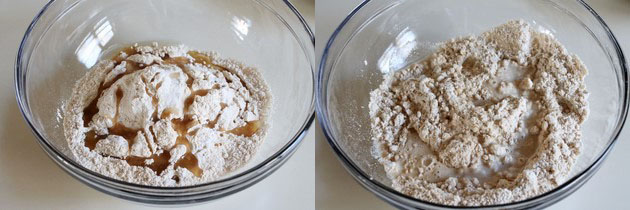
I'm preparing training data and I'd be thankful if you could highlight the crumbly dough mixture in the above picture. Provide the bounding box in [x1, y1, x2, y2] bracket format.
[64, 43, 271, 186]
[369, 20, 588, 205]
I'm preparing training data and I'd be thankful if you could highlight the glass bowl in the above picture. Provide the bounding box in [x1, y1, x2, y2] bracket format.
[317, 0, 628, 209]
[15, 0, 314, 205]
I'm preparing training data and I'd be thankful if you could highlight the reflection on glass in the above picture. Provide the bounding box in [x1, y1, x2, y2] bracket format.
[378, 27, 416, 74]
[95, 20, 113, 45]
[231, 16, 251, 41]
[76, 18, 114, 68]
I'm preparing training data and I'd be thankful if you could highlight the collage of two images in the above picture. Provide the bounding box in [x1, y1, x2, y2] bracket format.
[1, 0, 629, 209]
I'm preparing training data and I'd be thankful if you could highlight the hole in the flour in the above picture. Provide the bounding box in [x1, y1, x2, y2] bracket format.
[145, 152, 171, 175]
[109, 124, 139, 141]
[161, 107, 178, 119]
[422, 157, 433, 166]
[82, 97, 99, 127]
[84, 130, 107, 150]
[115, 88, 123, 105]
[238, 78, 247, 89]
[558, 99, 571, 114]
[151, 110, 158, 122]
[186, 77, 193, 86]
[175, 153, 202, 177]
[155, 81, 163, 90]
[227, 120, 261, 137]
[477, 135, 485, 145]
[462, 57, 482, 75]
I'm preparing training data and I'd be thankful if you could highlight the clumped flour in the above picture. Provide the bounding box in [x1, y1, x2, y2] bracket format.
[64, 43, 271, 186]
[369, 20, 588, 205]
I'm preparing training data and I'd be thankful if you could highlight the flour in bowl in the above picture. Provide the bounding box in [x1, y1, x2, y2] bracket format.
[63, 43, 271, 186]
[369, 20, 588, 206]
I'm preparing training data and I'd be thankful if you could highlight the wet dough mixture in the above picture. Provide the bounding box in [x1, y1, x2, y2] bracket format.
[369, 20, 588, 205]
[64, 43, 271, 186]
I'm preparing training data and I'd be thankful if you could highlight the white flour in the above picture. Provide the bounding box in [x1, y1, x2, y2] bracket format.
[369, 20, 589, 206]
[63, 43, 271, 186]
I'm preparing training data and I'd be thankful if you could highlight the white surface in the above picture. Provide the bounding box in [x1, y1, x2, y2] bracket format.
[315, 0, 630, 209]
[0, 0, 314, 209]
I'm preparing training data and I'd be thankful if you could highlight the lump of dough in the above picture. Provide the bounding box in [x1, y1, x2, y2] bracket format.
[130, 131, 152, 157]
[94, 135, 129, 158]
[169, 144, 187, 163]
[216, 104, 240, 131]
[439, 136, 482, 168]
[188, 90, 222, 124]
[481, 20, 532, 63]
[115, 73, 155, 129]
[153, 119, 178, 150]
[104, 61, 127, 85]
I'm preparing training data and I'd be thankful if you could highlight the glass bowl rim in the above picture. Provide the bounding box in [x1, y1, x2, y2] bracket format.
[316, 0, 629, 208]
[15, 0, 316, 191]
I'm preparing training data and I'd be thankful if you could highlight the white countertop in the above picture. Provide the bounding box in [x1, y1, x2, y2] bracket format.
[315, 0, 630, 209]
[0, 0, 314, 209]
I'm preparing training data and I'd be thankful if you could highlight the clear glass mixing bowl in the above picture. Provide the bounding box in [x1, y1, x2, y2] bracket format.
[317, 0, 628, 209]
[15, 0, 314, 205]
